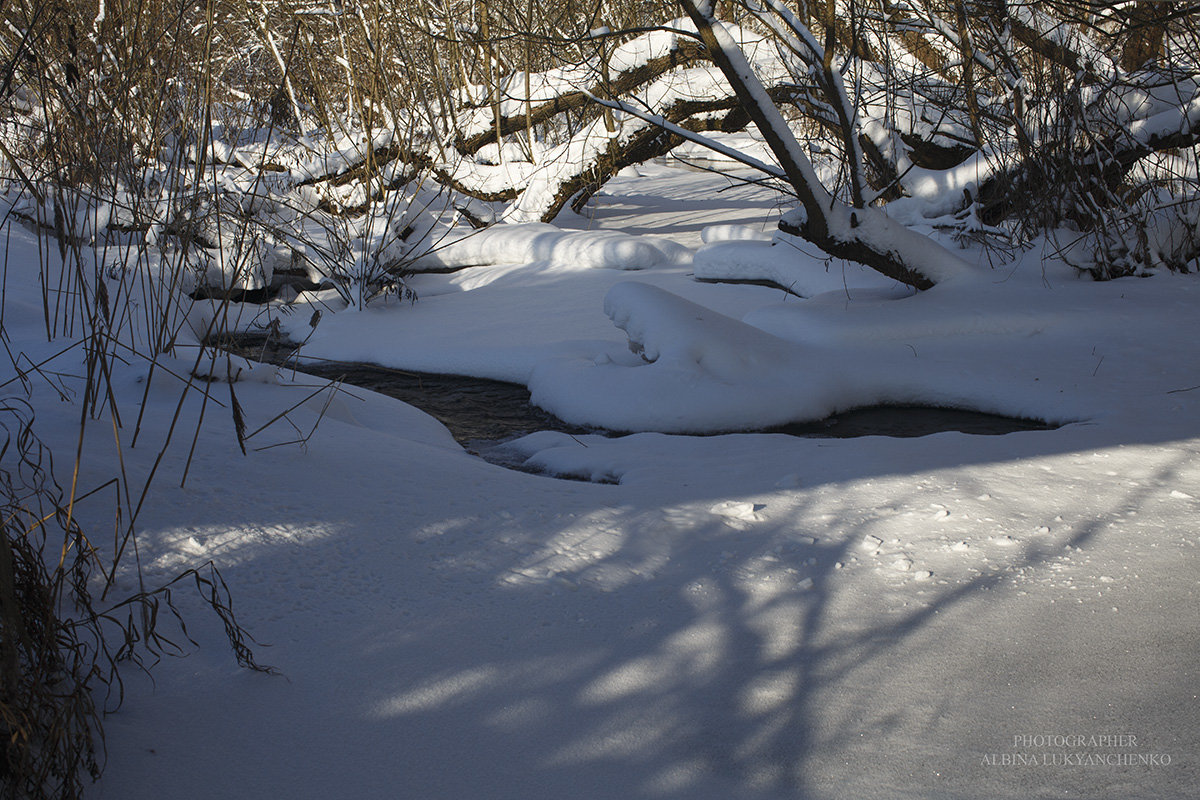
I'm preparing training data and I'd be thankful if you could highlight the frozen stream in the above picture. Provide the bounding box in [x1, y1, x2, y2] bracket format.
[220, 333, 1055, 473]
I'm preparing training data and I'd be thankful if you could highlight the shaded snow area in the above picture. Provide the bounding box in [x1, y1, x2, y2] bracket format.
[6, 166, 1198, 799]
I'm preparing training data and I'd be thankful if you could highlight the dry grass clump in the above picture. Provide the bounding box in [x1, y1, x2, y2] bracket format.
[1, 397, 273, 800]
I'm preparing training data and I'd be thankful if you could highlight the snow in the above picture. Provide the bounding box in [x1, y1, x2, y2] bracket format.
[412, 222, 688, 271]
[3, 164, 1199, 800]
[693, 234, 908, 295]
[671, 130, 778, 167]
[1010, 5, 1117, 81]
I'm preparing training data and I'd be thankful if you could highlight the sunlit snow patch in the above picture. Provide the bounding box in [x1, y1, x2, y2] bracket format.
[694, 233, 910, 297]
[529, 281, 834, 433]
[410, 223, 687, 271]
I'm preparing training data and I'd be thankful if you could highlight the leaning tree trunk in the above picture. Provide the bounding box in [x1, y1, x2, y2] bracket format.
[677, 0, 976, 289]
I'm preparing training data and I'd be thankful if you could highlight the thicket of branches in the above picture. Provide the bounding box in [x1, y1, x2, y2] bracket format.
[422, 0, 1200, 283]
[7, 1, 1195, 288]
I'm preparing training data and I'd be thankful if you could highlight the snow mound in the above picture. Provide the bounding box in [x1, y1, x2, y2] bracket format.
[699, 224, 773, 244]
[529, 282, 833, 432]
[602, 281, 800, 380]
[694, 236, 909, 296]
[410, 223, 686, 271]
[527, 273, 1096, 434]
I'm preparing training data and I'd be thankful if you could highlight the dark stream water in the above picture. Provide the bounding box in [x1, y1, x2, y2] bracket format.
[299, 362, 597, 446]
[300, 362, 1057, 443]
[221, 333, 1056, 472]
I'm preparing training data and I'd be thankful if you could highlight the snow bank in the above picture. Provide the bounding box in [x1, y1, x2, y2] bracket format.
[527, 261, 1122, 434]
[410, 223, 688, 271]
[602, 281, 802, 380]
[694, 235, 909, 296]
[529, 282, 835, 432]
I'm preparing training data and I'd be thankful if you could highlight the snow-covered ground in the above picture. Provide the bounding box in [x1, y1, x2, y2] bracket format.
[5, 164, 1198, 798]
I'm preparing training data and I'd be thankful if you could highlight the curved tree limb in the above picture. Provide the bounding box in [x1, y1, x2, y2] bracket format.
[678, 0, 975, 289]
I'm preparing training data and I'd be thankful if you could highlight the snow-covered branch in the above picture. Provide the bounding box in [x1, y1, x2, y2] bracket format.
[678, 0, 976, 288]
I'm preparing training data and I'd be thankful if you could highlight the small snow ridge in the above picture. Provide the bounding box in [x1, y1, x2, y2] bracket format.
[529, 281, 839, 433]
[700, 224, 773, 244]
[412, 223, 685, 271]
[694, 236, 908, 296]
[602, 282, 802, 380]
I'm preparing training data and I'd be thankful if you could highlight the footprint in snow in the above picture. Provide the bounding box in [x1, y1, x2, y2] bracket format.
[774, 473, 803, 489]
[710, 500, 765, 524]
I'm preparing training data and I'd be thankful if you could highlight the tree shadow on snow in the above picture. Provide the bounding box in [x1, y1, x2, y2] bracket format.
[89, 400, 1200, 800]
